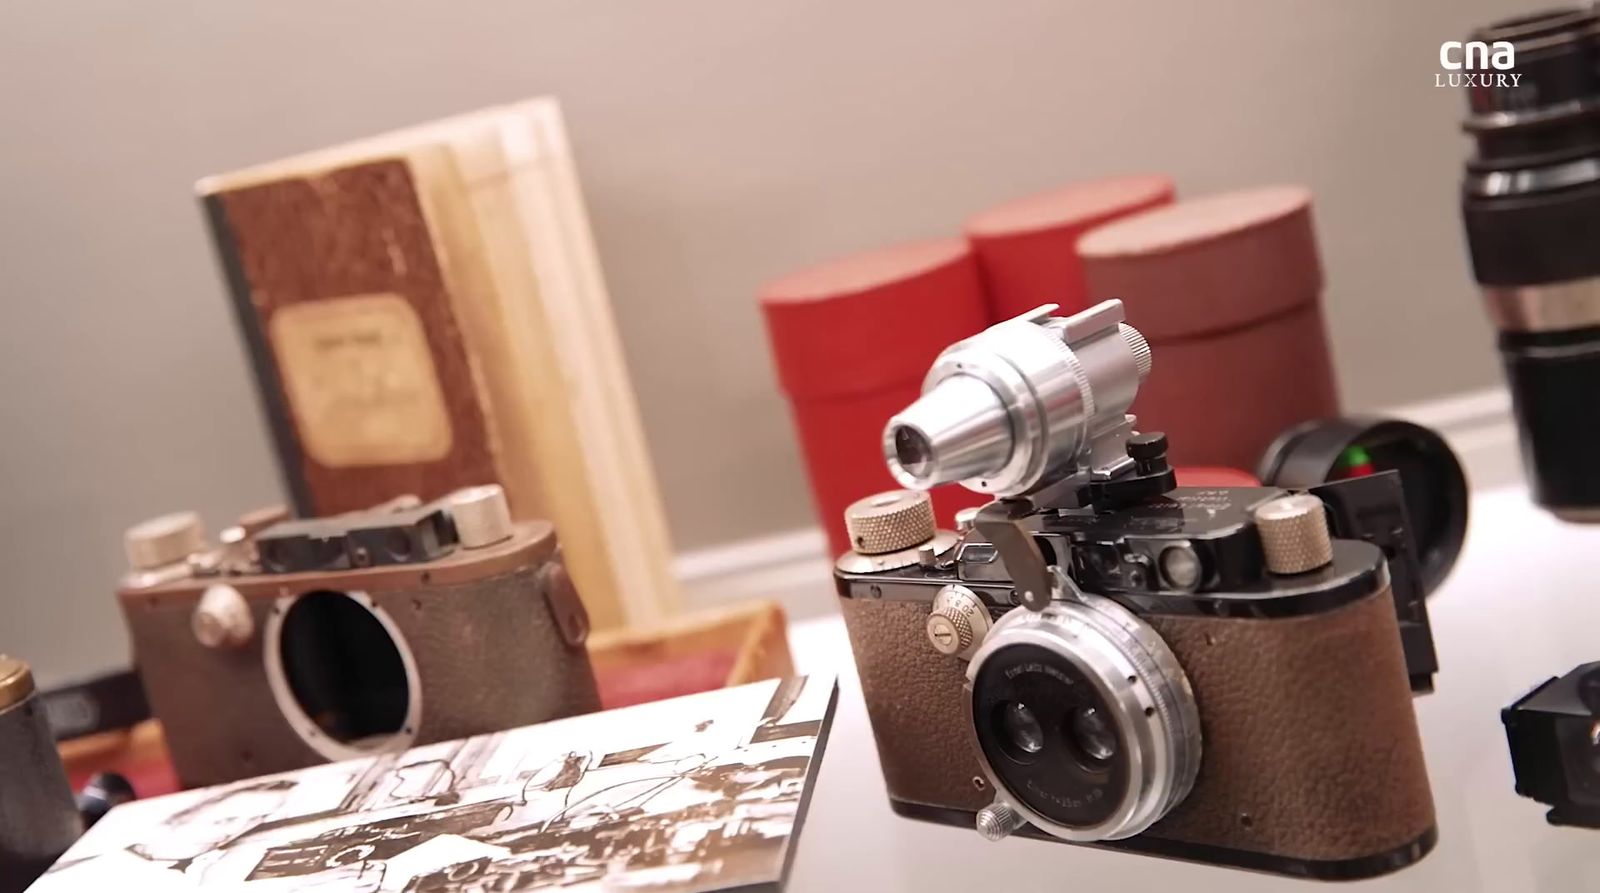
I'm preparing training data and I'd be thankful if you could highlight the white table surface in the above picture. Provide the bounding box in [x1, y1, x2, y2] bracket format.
[783, 486, 1600, 892]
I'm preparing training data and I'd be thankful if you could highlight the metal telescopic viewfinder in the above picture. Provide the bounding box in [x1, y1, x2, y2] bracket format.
[884, 300, 1152, 500]
[882, 300, 1156, 612]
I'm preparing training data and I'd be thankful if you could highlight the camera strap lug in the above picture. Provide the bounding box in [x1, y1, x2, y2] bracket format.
[537, 555, 591, 649]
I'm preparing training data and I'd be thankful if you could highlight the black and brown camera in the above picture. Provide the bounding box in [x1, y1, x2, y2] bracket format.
[117, 485, 599, 788]
[835, 300, 1438, 879]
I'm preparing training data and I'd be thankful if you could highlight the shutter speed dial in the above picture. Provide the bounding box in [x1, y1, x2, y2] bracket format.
[927, 584, 992, 660]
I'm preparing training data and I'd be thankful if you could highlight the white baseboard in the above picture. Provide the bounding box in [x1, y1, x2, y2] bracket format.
[675, 386, 1523, 620]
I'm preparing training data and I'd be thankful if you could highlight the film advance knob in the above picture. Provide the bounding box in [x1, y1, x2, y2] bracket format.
[124, 511, 206, 571]
[844, 490, 937, 555]
[927, 584, 992, 659]
[191, 584, 254, 649]
[1254, 493, 1334, 575]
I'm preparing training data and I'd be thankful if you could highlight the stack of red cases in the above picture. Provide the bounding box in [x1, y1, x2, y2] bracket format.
[965, 175, 1175, 321]
[1078, 186, 1340, 472]
[760, 239, 990, 556]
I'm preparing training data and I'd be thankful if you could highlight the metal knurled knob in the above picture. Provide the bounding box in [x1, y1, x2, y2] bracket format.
[976, 802, 1026, 841]
[844, 490, 936, 555]
[1254, 493, 1333, 575]
[926, 608, 974, 656]
[1120, 323, 1152, 380]
[124, 511, 206, 571]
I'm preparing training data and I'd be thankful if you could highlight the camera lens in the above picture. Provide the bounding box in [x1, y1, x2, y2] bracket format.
[998, 701, 1045, 757]
[1070, 706, 1117, 763]
[973, 644, 1126, 829]
[966, 596, 1200, 842]
[1460, 7, 1600, 521]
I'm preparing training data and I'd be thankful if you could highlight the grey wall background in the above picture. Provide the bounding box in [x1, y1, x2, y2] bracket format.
[0, 0, 1527, 684]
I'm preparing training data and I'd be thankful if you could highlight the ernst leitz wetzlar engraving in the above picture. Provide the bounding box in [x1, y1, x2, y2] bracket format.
[31, 677, 836, 893]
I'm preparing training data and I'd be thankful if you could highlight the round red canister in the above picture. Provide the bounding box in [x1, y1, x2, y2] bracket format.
[1080, 186, 1340, 470]
[759, 238, 991, 553]
[965, 175, 1175, 321]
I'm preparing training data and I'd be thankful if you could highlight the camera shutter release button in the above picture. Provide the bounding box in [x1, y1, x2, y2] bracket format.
[1254, 493, 1334, 574]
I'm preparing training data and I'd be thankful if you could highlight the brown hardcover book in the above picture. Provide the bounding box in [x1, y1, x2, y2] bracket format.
[198, 98, 680, 630]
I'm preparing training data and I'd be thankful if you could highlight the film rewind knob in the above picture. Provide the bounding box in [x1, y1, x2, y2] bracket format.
[1253, 493, 1334, 575]
[124, 512, 205, 571]
[844, 490, 936, 554]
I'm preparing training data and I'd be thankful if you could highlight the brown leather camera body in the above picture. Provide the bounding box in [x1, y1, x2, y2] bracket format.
[119, 520, 599, 789]
[839, 552, 1436, 880]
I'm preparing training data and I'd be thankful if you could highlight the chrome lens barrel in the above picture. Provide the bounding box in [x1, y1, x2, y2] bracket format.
[965, 596, 1200, 842]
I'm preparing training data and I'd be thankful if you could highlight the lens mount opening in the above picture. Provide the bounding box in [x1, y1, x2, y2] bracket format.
[263, 589, 422, 762]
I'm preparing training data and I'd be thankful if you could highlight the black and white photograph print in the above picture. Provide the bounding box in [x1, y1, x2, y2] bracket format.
[31, 675, 837, 893]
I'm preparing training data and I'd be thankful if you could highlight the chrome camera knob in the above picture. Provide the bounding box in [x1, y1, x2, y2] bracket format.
[926, 584, 991, 659]
[976, 801, 1027, 841]
[192, 584, 254, 649]
[124, 511, 206, 571]
[1254, 493, 1334, 575]
[448, 484, 514, 549]
[845, 490, 936, 554]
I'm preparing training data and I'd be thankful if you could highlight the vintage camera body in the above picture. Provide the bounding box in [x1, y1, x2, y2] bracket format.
[1504, 662, 1600, 828]
[118, 486, 600, 789]
[836, 301, 1437, 879]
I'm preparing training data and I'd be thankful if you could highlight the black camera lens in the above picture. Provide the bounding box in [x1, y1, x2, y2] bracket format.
[1070, 706, 1117, 763]
[1460, 7, 1600, 522]
[972, 644, 1129, 828]
[999, 701, 1045, 757]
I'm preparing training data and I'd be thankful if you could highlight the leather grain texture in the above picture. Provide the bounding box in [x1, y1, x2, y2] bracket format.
[840, 598, 992, 813]
[212, 159, 497, 516]
[125, 557, 599, 789]
[0, 696, 82, 893]
[841, 585, 1435, 862]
